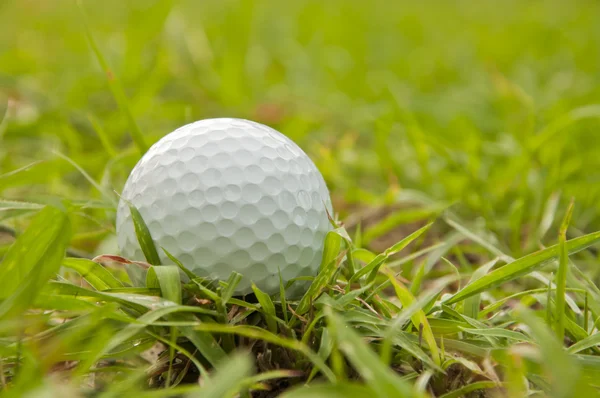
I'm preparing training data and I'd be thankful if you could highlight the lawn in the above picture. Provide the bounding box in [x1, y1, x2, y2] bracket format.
[2, 0, 600, 396]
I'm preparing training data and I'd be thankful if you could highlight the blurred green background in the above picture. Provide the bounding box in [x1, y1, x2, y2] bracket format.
[2, 0, 600, 255]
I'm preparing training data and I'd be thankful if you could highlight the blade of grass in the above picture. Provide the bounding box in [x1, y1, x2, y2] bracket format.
[220, 271, 243, 304]
[278, 268, 289, 323]
[0, 199, 44, 211]
[413, 370, 434, 396]
[362, 207, 442, 245]
[77, 0, 147, 154]
[149, 263, 214, 382]
[43, 281, 216, 316]
[62, 257, 124, 290]
[146, 265, 182, 304]
[146, 329, 208, 378]
[410, 260, 426, 295]
[555, 199, 574, 342]
[127, 202, 161, 265]
[0, 161, 43, 184]
[0, 206, 71, 319]
[163, 247, 196, 280]
[379, 275, 456, 368]
[459, 327, 532, 342]
[87, 113, 117, 157]
[307, 326, 333, 382]
[568, 333, 600, 354]
[251, 283, 278, 333]
[350, 223, 432, 285]
[444, 230, 600, 305]
[463, 258, 498, 318]
[445, 217, 511, 262]
[538, 192, 561, 241]
[478, 287, 586, 318]
[294, 228, 346, 316]
[384, 268, 441, 366]
[326, 308, 418, 398]
[53, 151, 116, 206]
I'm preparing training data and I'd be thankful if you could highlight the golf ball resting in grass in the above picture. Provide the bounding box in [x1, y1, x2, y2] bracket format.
[116, 118, 333, 296]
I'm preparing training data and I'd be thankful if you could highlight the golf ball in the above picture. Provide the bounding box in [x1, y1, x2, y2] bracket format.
[116, 118, 333, 296]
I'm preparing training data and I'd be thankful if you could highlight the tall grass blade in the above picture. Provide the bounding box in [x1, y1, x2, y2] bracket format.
[252, 282, 278, 333]
[555, 199, 574, 342]
[127, 202, 161, 266]
[77, 1, 148, 154]
[444, 230, 600, 304]
[385, 269, 441, 366]
[0, 206, 71, 319]
[62, 257, 124, 290]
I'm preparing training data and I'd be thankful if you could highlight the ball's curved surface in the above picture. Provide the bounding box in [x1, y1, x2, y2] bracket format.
[116, 118, 333, 296]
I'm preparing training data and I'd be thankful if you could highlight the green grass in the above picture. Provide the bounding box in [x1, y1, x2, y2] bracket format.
[2, 0, 600, 396]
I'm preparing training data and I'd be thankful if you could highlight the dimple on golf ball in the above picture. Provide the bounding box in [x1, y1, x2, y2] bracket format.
[116, 118, 333, 296]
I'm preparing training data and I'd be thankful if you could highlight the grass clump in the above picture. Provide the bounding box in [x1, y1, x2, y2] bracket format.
[2, 201, 600, 396]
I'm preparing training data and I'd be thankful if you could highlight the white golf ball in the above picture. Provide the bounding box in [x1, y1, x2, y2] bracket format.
[116, 118, 333, 296]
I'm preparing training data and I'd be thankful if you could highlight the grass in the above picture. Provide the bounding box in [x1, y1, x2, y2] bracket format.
[2, 0, 600, 396]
